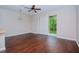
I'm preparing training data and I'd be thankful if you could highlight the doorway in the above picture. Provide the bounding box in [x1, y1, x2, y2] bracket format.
[49, 15, 57, 36]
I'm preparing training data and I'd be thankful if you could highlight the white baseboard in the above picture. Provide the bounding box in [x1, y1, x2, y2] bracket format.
[0, 47, 6, 51]
[32, 32, 76, 41]
[57, 36, 76, 41]
[56, 36, 79, 47]
[78, 44, 79, 47]
[76, 41, 79, 47]
[6, 32, 31, 37]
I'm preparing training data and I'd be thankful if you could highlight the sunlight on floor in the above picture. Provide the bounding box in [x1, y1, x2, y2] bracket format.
[49, 33, 56, 37]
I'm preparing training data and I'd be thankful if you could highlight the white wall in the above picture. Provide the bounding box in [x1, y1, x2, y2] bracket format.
[31, 6, 76, 41]
[0, 8, 31, 37]
[76, 6, 79, 46]
[31, 14, 40, 33]
[0, 6, 77, 41]
[0, 34, 5, 50]
[57, 6, 76, 40]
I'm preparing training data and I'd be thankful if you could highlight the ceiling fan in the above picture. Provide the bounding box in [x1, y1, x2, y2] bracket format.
[25, 5, 41, 13]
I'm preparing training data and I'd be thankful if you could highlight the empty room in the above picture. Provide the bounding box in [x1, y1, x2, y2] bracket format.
[0, 5, 79, 53]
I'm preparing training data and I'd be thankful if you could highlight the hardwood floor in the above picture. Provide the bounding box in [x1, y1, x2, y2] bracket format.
[2, 33, 79, 53]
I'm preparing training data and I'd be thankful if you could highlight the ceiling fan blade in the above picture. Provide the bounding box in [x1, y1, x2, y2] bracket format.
[34, 10, 37, 13]
[25, 5, 41, 13]
[28, 9, 32, 12]
[35, 8, 41, 10]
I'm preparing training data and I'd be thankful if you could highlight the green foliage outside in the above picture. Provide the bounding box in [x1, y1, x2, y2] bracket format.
[49, 15, 57, 34]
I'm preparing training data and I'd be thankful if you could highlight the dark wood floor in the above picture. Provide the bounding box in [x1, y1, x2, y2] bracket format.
[1, 33, 79, 53]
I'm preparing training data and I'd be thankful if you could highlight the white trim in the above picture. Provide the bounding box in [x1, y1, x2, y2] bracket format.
[6, 32, 31, 37]
[76, 41, 79, 47]
[57, 36, 76, 41]
[32, 33, 76, 41]
[0, 47, 6, 51]
[57, 36, 79, 47]
[78, 44, 79, 47]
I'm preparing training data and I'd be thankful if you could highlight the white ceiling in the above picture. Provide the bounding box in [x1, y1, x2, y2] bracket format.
[0, 5, 71, 14]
